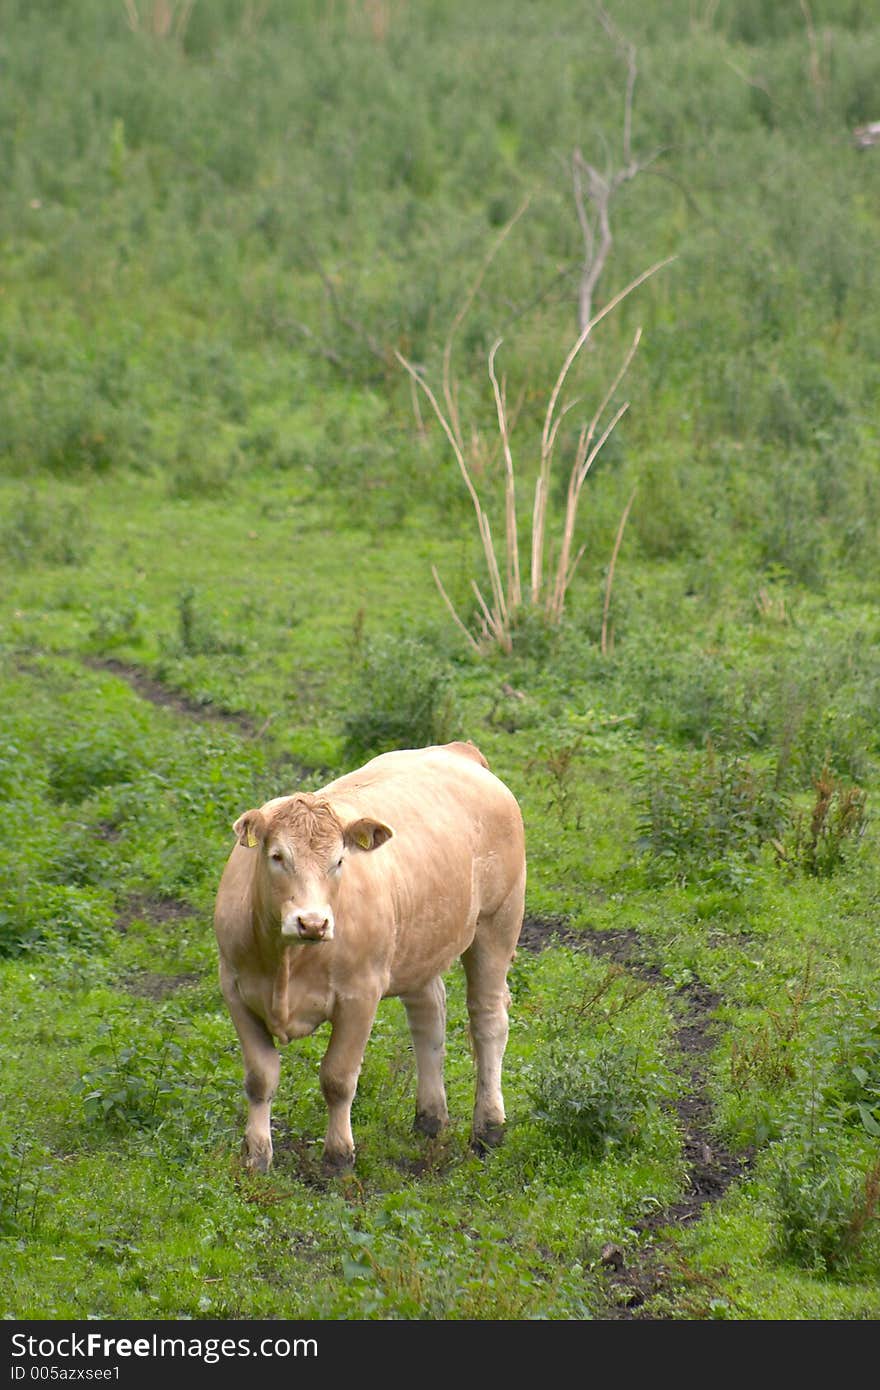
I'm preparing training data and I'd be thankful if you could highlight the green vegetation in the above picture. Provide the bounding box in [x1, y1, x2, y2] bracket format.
[2, 0, 879, 1321]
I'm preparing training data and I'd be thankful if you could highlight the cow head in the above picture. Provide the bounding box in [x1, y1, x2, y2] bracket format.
[232, 794, 393, 943]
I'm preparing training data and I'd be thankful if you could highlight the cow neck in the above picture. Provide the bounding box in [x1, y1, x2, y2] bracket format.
[270, 944, 293, 1038]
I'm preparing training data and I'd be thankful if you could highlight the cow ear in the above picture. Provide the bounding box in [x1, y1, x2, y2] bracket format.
[343, 817, 394, 852]
[233, 809, 266, 849]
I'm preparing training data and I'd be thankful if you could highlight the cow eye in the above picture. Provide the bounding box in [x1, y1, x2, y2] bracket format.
[269, 849, 284, 864]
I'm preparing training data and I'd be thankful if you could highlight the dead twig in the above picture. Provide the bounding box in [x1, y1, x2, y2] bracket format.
[572, 6, 665, 333]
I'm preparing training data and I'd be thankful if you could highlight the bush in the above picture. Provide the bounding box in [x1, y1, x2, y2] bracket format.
[0, 487, 92, 568]
[634, 739, 788, 889]
[341, 636, 459, 761]
[526, 1039, 650, 1159]
[770, 1137, 880, 1274]
[74, 1018, 189, 1131]
[817, 1005, 880, 1139]
[48, 735, 136, 803]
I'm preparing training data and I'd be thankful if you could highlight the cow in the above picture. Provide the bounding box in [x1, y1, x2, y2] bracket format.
[213, 741, 526, 1173]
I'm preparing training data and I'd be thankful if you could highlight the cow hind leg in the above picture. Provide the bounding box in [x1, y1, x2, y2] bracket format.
[462, 878, 524, 1152]
[402, 976, 449, 1137]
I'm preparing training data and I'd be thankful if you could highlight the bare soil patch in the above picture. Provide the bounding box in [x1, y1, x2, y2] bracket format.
[115, 891, 198, 933]
[120, 969, 202, 999]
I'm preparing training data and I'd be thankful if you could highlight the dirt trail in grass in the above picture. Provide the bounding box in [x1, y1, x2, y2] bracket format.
[518, 917, 752, 1318]
[84, 657, 262, 735]
[84, 656, 320, 782]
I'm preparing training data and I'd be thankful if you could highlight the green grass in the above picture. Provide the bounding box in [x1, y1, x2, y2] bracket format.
[2, 0, 880, 1323]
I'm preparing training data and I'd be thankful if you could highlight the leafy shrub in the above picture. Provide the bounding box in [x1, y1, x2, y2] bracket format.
[526, 1039, 650, 1159]
[816, 1006, 880, 1140]
[770, 1138, 880, 1274]
[0, 884, 116, 958]
[635, 740, 788, 888]
[755, 456, 827, 589]
[729, 969, 812, 1096]
[48, 736, 136, 803]
[160, 587, 248, 657]
[88, 601, 148, 652]
[75, 1018, 188, 1130]
[0, 488, 92, 568]
[341, 636, 458, 761]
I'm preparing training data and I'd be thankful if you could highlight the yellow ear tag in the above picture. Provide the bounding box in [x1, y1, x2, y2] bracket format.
[356, 831, 371, 850]
[247, 830, 258, 848]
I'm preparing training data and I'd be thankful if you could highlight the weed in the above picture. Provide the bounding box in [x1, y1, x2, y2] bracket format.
[341, 636, 458, 761]
[527, 737, 584, 830]
[48, 736, 136, 803]
[816, 1004, 880, 1139]
[0, 1139, 51, 1237]
[774, 762, 867, 877]
[162, 588, 247, 658]
[75, 1018, 188, 1130]
[0, 488, 92, 568]
[88, 601, 148, 652]
[635, 739, 788, 888]
[526, 1039, 651, 1159]
[770, 1136, 880, 1274]
[729, 961, 815, 1093]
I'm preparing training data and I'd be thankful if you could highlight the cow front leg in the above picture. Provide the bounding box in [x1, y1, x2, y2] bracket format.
[221, 965, 281, 1173]
[319, 996, 379, 1172]
[402, 977, 449, 1137]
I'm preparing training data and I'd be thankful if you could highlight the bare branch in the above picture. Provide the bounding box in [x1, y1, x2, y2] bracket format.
[572, 152, 595, 267]
[432, 566, 480, 652]
[573, 326, 642, 489]
[287, 318, 348, 371]
[597, 3, 637, 163]
[550, 396, 630, 624]
[571, 10, 666, 334]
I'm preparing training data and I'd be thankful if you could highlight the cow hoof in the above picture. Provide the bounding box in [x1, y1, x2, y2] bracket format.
[413, 1110, 447, 1138]
[321, 1149, 355, 1176]
[470, 1123, 505, 1155]
[243, 1143, 272, 1175]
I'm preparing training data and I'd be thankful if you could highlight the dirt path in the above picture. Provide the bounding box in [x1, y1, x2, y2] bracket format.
[84, 656, 261, 735]
[518, 917, 751, 1318]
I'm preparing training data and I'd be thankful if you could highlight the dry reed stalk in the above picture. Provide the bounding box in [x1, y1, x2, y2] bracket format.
[395, 351, 512, 651]
[530, 256, 674, 607]
[397, 227, 673, 652]
[488, 339, 522, 611]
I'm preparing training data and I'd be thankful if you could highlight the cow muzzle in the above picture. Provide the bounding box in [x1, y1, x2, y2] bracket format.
[281, 908, 335, 942]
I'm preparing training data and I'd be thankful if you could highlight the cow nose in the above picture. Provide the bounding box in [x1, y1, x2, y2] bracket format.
[296, 911, 331, 940]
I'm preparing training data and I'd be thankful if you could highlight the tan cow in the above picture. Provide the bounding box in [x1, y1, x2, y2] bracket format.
[213, 741, 526, 1173]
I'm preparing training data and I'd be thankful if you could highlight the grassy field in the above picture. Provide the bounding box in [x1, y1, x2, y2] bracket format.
[2, 0, 880, 1322]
